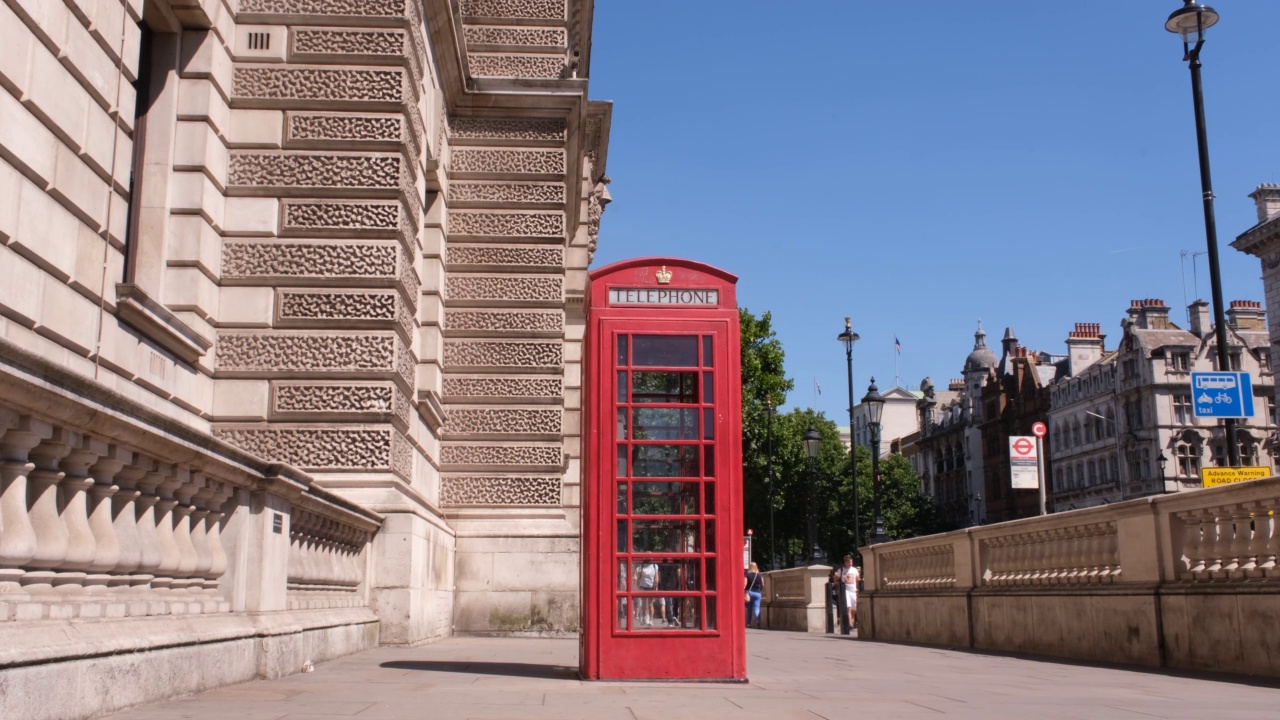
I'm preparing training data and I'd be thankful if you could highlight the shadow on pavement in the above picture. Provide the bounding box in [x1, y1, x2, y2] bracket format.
[380, 660, 579, 680]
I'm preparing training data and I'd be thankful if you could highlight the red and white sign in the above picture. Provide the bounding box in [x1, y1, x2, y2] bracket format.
[1031, 422, 1047, 438]
[1009, 436, 1039, 489]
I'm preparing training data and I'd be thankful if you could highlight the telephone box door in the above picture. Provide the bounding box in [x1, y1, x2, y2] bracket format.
[581, 259, 744, 681]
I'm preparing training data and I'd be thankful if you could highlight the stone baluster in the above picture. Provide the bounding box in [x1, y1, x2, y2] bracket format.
[0, 423, 46, 591]
[54, 437, 102, 592]
[150, 466, 183, 592]
[325, 521, 342, 586]
[1102, 526, 1120, 580]
[1183, 511, 1208, 578]
[341, 528, 358, 586]
[202, 482, 230, 593]
[1224, 507, 1251, 578]
[187, 480, 215, 593]
[1205, 510, 1227, 578]
[1088, 527, 1107, 583]
[130, 461, 166, 589]
[1251, 502, 1277, 579]
[287, 516, 302, 586]
[1065, 528, 1085, 583]
[1238, 503, 1262, 578]
[110, 458, 146, 587]
[22, 434, 72, 591]
[171, 473, 200, 592]
[315, 519, 332, 586]
[84, 447, 128, 592]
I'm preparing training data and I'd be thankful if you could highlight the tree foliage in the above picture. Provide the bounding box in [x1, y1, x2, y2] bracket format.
[739, 307, 946, 568]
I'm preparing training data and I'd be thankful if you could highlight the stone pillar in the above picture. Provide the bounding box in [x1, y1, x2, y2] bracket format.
[129, 460, 165, 589]
[0, 424, 46, 590]
[85, 448, 128, 591]
[22, 435, 72, 591]
[54, 440, 104, 591]
[149, 465, 183, 591]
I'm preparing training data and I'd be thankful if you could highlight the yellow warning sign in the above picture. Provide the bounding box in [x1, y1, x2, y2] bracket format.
[1201, 466, 1272, 488]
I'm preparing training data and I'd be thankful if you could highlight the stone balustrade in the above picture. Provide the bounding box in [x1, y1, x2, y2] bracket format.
[859, 476, 1280, 679]
[0, 410, 380, 622]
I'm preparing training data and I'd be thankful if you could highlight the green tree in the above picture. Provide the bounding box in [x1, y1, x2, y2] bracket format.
[739, 308, 793, 569]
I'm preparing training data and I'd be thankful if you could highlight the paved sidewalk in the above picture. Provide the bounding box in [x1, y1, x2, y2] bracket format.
[101, 630, 1280, 720]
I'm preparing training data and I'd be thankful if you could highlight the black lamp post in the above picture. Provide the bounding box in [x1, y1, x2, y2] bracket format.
[803, 425, 822, 565]
[765, 395, 776, 570]
[1165, 1, 1239, 467]
[837, 318, 861, 556]
[1158, 450, 1169, 489]
[862, 379, 890, 545]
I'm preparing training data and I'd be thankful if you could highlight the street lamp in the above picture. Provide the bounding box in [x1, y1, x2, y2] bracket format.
[837, 317, 861, 556]
[1159, 450, 1169, 485]
[803, 425, 823, 565]
[1165, 1, 1239, 467]
[861, 379, 890, 545]
[765, 395, 776, 570]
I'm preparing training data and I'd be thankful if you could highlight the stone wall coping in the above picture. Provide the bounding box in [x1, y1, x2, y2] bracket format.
[0, 607, 377, 670]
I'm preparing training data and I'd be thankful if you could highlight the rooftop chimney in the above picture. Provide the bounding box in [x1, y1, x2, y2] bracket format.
[1187, 300, 1211, 338]
[948, 378, 965, 392]
[1227, 300, 1266, 331]
[1065, 322, 1105, 375]
[1130, 298, 1172, 330]
[1250, 184, 1280, 224]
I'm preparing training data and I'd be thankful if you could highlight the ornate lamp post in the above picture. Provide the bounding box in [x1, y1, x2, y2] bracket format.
[862, 379, 890, 545]
[803, 425, 823, 564]
[1158, 450, 1169, 491]
[1165, 1, 1239, 467]
[837, 318, 860, 555]
[765, 395, 776, 569]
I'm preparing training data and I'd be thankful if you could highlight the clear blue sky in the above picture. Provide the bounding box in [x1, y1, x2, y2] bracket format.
[589, 1, 1280, 424]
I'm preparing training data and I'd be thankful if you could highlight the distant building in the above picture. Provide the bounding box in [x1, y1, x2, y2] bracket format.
[1049, 300, 1276, 510]
[1232, 182, 1280, 414]
[847, 385, 922, 457]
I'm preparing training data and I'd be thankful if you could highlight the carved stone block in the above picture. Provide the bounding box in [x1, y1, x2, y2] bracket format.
[216, 331, 401, 375]
[446, 244, 563, 269]
[271, 381, 410, 428]
[462, 26, 567, 50]
[282, 200, 399, 235]
[292, 29, 406, 59]
[276, 290, 401, 328]
[229, 153, 402, 191]
[447, 210, 563, 238]
[222, 240, 399, 281]
[443, 340, 562, 368]
[468, 54, 564, 79]
[445, 407, 561, 435]
[442, 376, 563, 400]
[234, 66, 405, 106]
[445, 275, 562, 304]
[450, 148, 564, 176]
[448, 117, 565, 143]
[441, 475, 561, 506]
[459, 0, 565, 21]
[441, 444, 562, 467]
[447, 181, 563, 205]
[287, 113, 404, 146]
[239, 0, 406, 18]
[445, 309, 563, 334]
[213, 425, 394, 470]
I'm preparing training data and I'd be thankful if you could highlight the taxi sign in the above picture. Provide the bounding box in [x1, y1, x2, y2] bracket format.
[1201, 466, 1271, 488]
[1190, 372, 1254, 419]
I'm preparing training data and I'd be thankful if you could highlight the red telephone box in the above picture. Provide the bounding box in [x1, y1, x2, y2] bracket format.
[580, 258, 745, 681]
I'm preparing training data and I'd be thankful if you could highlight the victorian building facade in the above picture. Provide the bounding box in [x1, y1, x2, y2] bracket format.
[0, 1, 611, 717]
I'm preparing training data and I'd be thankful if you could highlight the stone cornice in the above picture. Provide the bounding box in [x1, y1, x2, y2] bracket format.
[1232, 215, 1280, 259]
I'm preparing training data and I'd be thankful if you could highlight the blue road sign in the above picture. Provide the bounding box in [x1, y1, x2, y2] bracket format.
[1190, 372, 1255, 419]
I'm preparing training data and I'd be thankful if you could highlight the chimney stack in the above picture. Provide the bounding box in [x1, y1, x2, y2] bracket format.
[948, 378, 965, 392]
[1188, 299, 1211, 338]
[1065, 322, 1105, 375]
[1250, 184, 1280, 224]
[1227, 300, 1266, 331]
[1130, 299, 1172, 330]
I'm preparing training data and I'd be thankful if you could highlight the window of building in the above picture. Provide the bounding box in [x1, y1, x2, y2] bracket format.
[1122, 358, 1138, 379]
[1242, 441, 1260, 467]
[1256, 349, 1271, 373]
[1088, 460, 1098, 486]
[1127, 450, 1142, 482]
[1173, 394, 1193, 425]
[1212, 443, 1226, 467]
[1084, 419, 1095, 444]
[1176, 444, 1200, 477]
[1105, 409, 1116, 438]
[1072, 421, 1082, 448]
[1109, 455, 1119, 483]
[1142, 448, 1152, 479]
[1170, 352, 1191, 372]
[1074, 464, 1083, 489]
[1230, 351, 1242, 371]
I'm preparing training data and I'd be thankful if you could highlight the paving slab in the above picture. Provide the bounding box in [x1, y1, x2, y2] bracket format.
[99, 630, 1280, 720]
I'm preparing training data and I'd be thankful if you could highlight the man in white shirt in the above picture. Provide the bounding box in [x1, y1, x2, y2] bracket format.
[839, 555, 860, 631]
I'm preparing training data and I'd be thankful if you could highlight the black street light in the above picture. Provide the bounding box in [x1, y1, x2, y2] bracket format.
[765, 395, 776, 570]
[803, 425, 822, 565]
[1159, 450, 1169, 486]
[1165, 1, 1239, 467]
[862, 379, 890, 545]
[837, 317, 861, 556]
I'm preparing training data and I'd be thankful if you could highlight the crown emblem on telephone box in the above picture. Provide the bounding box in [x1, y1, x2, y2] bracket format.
[655, 266, 672, 285]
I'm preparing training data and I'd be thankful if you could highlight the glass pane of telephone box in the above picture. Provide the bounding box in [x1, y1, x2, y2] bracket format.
[616, 482, 627, 515]
[632, 445, 699, 477]
[632, 408, 698, 440]
[617, 335, 628, 366]
[631, 482, 699, 515]
[632, 336, 698, 367]
[702, 336, 713, 367]
[616, 595, 629, 631]
[616, 371, 627, 403]
[616, 520, 627, 553]
[628, 559, 700, 592]
[631, 372, 698, 404]
[705, 557, 717, 591]
[705, 596, 717, 631]
[632, 520, 700, 553]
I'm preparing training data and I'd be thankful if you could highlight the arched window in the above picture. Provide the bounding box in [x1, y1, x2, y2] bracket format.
[1088, 460, 1098, 486]
[1085, 418, 1095, 444]
[1176, 443, 1199, 477]
[1075, 463, 1084, 489]
[1105, 409, 1116, 438]
[1072, 420, 1082, 448]
[1109, 455, 1119, 483]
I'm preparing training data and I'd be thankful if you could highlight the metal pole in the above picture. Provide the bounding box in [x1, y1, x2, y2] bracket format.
[870, 427, 888, 543]
[844, 345, 859, 555]
[766, 400, 775, 570]
[1036, 436, 1047, 515]
[1186, 40, 1240, 467]
[806, 455, 817, 564]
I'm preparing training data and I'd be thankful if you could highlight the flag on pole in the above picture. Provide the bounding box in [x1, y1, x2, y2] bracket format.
[814, 379, 822, 395]
[895, 335, 902, 355]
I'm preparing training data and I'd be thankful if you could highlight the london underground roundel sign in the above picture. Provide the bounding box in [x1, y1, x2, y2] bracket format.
[1031, 422, 1046, 438]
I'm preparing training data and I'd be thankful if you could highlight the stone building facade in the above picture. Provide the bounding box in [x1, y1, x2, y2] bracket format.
[0, 0, 610, 716]
[1048, 301, 1276, 510]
